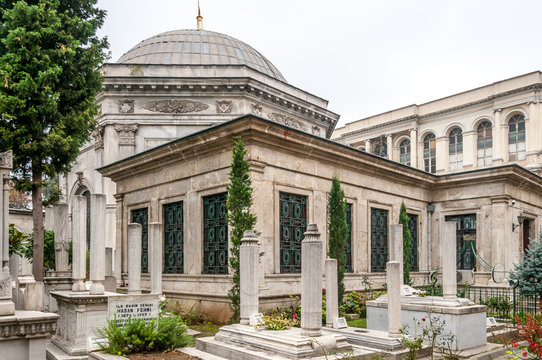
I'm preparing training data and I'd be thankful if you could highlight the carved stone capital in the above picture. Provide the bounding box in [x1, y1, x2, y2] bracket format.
[114, 124, 138, 146]
[118, 99, 134, 114]
[0, 150, 12, 170]
[143, 99, 208, 113]
[113, 193, 124, 202]
[216, 100, 233, 113]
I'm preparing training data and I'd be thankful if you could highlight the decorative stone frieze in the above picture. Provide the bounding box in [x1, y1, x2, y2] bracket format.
[268, 112, 308, 131]
[251, 103, 262, 116]
[312, 126, 320, 136]
[143, 99, 208, 113]
[216, 100, 232, 113]
[114, 124, 138, 146]
[0, 314, 58, 337]
[0, 150, 12, 169]
[118, 99, 134, 114]
[92, 125, 105, 150]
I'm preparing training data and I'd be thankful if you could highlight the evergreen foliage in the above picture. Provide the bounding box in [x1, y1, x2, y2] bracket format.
[399, 202, 412, 285]
[327, 176, 348, 304]
[226, 137, 257, 322]
[0, 0, 109, 280]
[509, 236, 542, 296]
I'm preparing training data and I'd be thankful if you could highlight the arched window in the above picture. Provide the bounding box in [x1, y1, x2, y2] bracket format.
[508, 114, 526, 161]
[449, 128, 463, 171]
[399, 139, 411, 166]
[423, 133, 436, 173]
[477, 121, 492, 166]
[372, 136, 387, 157]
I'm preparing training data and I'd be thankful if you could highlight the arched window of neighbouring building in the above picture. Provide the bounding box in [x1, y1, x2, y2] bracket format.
[508, 114, 526, 161]
[399, 139, 411, 166]
[449, 128, 463, 171]
[476, 121, 492, 166]
[423, 133, 436, 173]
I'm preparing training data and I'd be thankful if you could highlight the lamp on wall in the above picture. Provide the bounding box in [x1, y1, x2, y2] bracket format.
[512, 215, 527, 231]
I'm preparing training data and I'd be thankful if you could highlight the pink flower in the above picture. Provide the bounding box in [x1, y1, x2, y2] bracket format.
[512, 341, 518, 348]
[422, 318, 426, 322]
[292, 314, 297, 319]
[522, 351, 528, 357]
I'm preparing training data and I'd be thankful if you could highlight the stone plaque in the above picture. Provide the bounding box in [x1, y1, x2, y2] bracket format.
[334, 317, 348, 329]
[250, 313, 264, 326]
[486, 317, 498, 327]
[108, 294, 159, 327]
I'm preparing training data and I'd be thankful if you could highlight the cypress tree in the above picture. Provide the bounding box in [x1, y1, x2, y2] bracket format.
[226, 136, 257, 322]
[327, 176, 348, 304]
[399, 202, 412, 285]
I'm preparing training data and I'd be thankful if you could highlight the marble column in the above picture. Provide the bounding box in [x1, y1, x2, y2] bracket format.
[71, 195, 87, 292]
[114, 193, 124, 282]
[325, 258, 338, 328]
[386, 134, 393, 160]
[442, 221, 457, 299]
[365, 139, 371, 153]
[149, 222, 163, 295]
[0, 150, 14, 315]
[389, 224, 404, 286]
[387, 261, 401, 338]
[89, 194, 106, 295]
[127, 223, 142, 294]
[410, 128, 418, 168]
[44, 206, 54, 231]
[301, 224, 322, 337]
[240, 230, 259, 325]
[53, 204, 70, 273]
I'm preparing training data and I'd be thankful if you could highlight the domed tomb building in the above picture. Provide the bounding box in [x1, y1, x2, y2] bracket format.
[61, 24, 340, 291]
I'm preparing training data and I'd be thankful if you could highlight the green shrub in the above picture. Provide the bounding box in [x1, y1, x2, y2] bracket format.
[256, 314, 299, 330]
[340, 291, 367, 317]
[97, 315, 191, 356]
[168, 300, 208, 326]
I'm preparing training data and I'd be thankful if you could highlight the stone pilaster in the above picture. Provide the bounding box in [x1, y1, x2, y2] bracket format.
[325, 258, 338, 328]
[301, 224, 322, 337]
[240, 230, 259, 325]
[89, 194, 106, 295]
[442, 221, 457, 299]
[149, 222, 163, 295]
[72, 195, 87, 292]
[114, 123, 138, 159]
[435, 136, 448, 173]
[462, 130, 475, 170]
[128, 223, 142, 294]
[493, 109, 504, 165]
[410, 128, 418, 168]
[386, 261, 401, 338]
[386, 134, 393, 159]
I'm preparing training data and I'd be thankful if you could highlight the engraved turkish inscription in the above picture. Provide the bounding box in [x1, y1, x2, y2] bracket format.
[108, 294, 159, 328]
[143, 99, 209, 113]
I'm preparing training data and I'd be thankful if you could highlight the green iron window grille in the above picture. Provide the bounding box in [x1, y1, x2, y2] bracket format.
[163, 201, 183, 274]
[407, 213, 419, 272]
[202, 193, 228, 274]
[131, 207, 149, 273]
[370, 208, 388, 272]
[444, 214, 476, 270]
[345, 203, 353, 273]
[279, 192, 307, 274]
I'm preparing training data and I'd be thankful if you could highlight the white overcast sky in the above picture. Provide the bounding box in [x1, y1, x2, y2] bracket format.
[96, 0, 542, 127]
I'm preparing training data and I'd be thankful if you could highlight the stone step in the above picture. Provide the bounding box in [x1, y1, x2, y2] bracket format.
[45, 341, 88, 360]
[178, 347, 229, 360]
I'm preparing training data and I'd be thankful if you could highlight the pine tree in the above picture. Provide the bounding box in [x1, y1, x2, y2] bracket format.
[327, 176, 348, 304]
[226, 137, 257, 322]
[399, 202, 412, 285]
[0, 0, 108, 280]
[509, 236, 542, 297]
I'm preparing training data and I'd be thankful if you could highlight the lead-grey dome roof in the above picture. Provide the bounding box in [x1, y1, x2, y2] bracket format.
[117, 29, 286, 82]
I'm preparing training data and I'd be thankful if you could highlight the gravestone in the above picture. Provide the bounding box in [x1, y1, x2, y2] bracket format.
[149, 222, 162, 294]
[128, 223, 142, 294]
[325, 258, 339, 328]
[239, 230, 259, 325]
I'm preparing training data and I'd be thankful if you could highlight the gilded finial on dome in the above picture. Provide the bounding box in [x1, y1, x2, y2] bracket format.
[196, 0, 203, 30]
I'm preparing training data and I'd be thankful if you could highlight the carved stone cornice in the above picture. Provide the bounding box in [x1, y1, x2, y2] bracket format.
[0, 312, 58, 338]
[267, 112, 308, 131]
[0, 150, 12, 170]
[114, 124, 138, 146]
[143, 99, 208, 113]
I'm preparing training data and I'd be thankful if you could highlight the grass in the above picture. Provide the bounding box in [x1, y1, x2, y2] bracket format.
[347, 317, 367, 328]
[188, 322, 221, 338]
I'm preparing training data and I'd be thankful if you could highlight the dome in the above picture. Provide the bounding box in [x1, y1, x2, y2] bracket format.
[117, 29, 286, 82]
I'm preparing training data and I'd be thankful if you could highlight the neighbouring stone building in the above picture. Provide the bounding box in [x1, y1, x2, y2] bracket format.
[98, 115, 542, 321]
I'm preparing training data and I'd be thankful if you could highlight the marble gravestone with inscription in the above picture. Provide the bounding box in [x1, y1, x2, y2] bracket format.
[108, 294, 159, 327]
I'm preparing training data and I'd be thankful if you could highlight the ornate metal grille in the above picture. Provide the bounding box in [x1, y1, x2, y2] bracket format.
[202, 193, 228, 274]
[445, 214, 476, 270]
[279, 192, 307, 274]
[131, 207, 149, 273]
[407, 213, 419, 272]
[370, 208, 388, 272]
[163, 201, 183, 274]
[345, 203, 353, 273]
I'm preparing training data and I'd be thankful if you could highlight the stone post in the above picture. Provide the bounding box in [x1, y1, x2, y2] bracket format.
[442, 221, 457, 299]
[89, 194, 106, 295]
[389, 224, 404, 286]
[71, 195, 87, 292]
[387, 261, 401, 338]
[301, 224, 322, 337]
[128, 223, 142, 294]
[240, 230, 259, 325]
[0, 150, 14, 315]
[325, 258, 339, 328]
[53, 204, 70, 274]
[149, 222, 162, 295]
